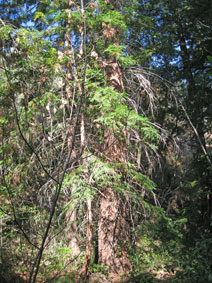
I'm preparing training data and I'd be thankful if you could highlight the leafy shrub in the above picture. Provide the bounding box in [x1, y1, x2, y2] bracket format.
[129, 208, 186, 276]
[175, 231, 212, 282]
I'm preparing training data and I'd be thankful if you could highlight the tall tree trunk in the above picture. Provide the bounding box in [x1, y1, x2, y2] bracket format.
[177, 24, 212, 230]
[96, 1, 132, 275]
[97, 55, 131, 275]
[81, 194, 93, 281]
[177, 26, 206, 149]
[64, 1, 80, 258]
[79, 1, 94, 280]
[81, 112, 93, 281]
[66, 205, 80, 257]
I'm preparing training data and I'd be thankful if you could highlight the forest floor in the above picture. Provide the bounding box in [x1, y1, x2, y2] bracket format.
[89, 268, 178, 283]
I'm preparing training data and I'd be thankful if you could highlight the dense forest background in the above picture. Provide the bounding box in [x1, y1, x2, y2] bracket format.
[0, 0, 211, 282]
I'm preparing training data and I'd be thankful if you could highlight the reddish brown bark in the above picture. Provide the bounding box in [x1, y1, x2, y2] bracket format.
[66, 206, 80, 257]
[97, 41, 131, 275]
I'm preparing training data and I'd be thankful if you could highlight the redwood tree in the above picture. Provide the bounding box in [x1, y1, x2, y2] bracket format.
[0, 1, 166, 282]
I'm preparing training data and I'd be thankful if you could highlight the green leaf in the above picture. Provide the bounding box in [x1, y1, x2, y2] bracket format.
[0, 117, 8, 124]
[34, 12, 46, 21]
[206, 70, 212, 79]
[104, 44, 125, 57]
[207, 56, 212, 64]
[0, 25, 13, 39]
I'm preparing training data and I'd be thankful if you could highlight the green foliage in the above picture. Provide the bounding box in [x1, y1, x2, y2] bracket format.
[34, 11, 46, 22]
[119, 55, 137, 67]
[104, 44, 138, 66]
[0, 25, 13, 39]
[67, 155, 122, 199]
[39, 246, 74, 281]
[1, 0, 212, 282]
[0, 117, 8, 125]
[206, 56, 212, 82]
[89, 86, 159, 146]
[96, 10, 127, 32]
[90, 87, 127, 129]
[90, 264, 109, 275]
[54, 274, 76, 283]
[130, 209, 186, 276]
[176, 231, 212, 282]
[127, 164, 156, 192]
[127, 110, 159, 142]
[104, 44, 125, 57]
